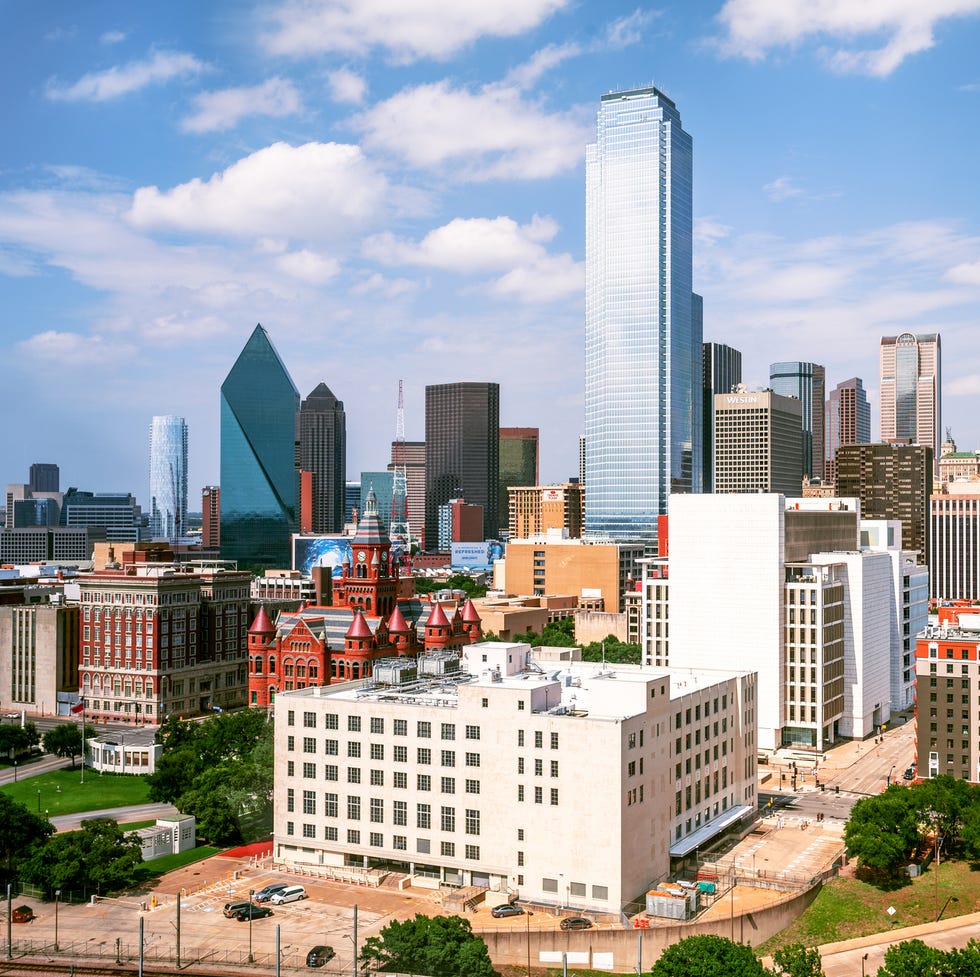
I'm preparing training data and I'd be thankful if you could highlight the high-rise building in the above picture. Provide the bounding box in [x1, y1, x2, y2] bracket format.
[769, 362, 825, 480]
[880, 333, 941, 467]
[508, 484, 584, 540]
[702, 342, 742, 491]
[60, 489, 145, 542]
[824, 378, 871, 483]
[578, 435, 586, 486]
[29, 464, 59, 493]
[201, 486, 220, 550]
[220, 324, 299, 567]
[498, 428, 538, 533]
[931, 483, 980, 601]
[344, 482, 361, 524]
[298, 383, 346, 534]
[360, 472, 394, 532]
[713, 389, 803, 496]
[836, 443, 934, 563]
[585, 86, 699, 541]
[438, 498, 484, 551]
[388, 441, 425, 548]
[148, 415, 188, 542]
[425, 383, 499, 547]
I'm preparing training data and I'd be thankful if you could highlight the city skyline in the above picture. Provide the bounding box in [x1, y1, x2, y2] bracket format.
[2, 2, 980, 501]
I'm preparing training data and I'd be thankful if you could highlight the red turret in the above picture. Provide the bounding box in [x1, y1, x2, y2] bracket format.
[460, 599, 482, 643]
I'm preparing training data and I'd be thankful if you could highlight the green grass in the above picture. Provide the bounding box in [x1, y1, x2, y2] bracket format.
[0, 767, 151, 816]
[759, 858, 980, 955]
[133, 845, 223, 882]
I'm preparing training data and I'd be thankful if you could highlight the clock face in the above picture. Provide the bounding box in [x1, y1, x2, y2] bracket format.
[357, 550, 366, 562]
[381, 550, 388, 561]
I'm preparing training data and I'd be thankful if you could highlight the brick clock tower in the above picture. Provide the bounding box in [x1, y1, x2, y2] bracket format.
[332, 488, 397, 620]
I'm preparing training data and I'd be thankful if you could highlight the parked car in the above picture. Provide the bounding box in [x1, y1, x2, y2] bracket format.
[223, 901, 253, 919]
[306, 945, 336, 968]
[11, 906, 34, 924]
[236, 905, 274, 921]
[903, 767, 915, 780]
[253, 883, 288, 903]
[560, 917, 592, 931]
[270, 885, 307, 905]
[491, 903, 524, 918]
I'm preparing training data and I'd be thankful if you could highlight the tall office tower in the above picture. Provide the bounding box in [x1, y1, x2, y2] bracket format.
[713, 389, 803, 495]
[298, 383, 346, 533]
[388, 441, 425, 547]
[425, 382, 499, 547]
[880, 332, 942, 468]
[769, 362, 825, 480]
[220, 324, 300, 567]
[824, 378, 871, 483]
[585, 86, 699, 542]
[29, 463, 59, 493]
[360, 471, 394, 532]
[702, 342, 743, 491]
[836, 443, 934, 563]
[931, 483, 980, 601]
[498, 427, 539, 533]
[148, 415, 188, 541]
[344, 481, 361, 524]
[202, 486, 220, 549]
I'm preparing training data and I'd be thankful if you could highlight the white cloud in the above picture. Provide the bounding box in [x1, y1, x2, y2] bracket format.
[946, 374, 980, 396]
[604, 9, 659, 47]
[181, 78, 303, 133]
[714, 0, 980, 76]
[100, 30, 127, 45]
[491, 252, 582, 303]
[352, 81, 589, 180]
[349, 272, 418, 298]
[129, 141, 389, 240]
[46, 50, 206, 101]
[327, 68, 367, 105]
[946, 259, 980, 285]
[261, 0, 568, 61]
[764, 176, 804, 202]
[276, 249, 341, 284]
[504, 43, 582, 89]
[694, 216, 733, 248]
[17, 330, 135, 366]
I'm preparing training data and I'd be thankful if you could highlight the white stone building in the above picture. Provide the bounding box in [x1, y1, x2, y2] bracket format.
[273, 643, 756, 912]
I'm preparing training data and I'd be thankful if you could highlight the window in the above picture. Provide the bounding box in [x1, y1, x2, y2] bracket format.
[465, 809, 480, 835]
[393, 719, 407, 736]
[441, 806, 456, 831]
[287, 710, 295, 727]
[393, 835, 407, 851]
[417, 838, 430, 854]
[393, 800, 408, 826]
[465, 779, 480, 794]
[303, 737, 316, 753]
[347, 829, 360, 845]
[518, 784, 525, 802]
[441, 841, 455, 857]
[518, 757, 525, 774]
[324, 793, 338, 817]
[370, 798, 384, 823]
[592, 885, 608, 900]
[518, 730, 525, 746]
[370, 832, 383, 847]
[393, 745, 408, 763]
[286, 788, 294, 812]
[287, 736, 295, 751]
[534, 731, 543, 748]
[325, 713, 339, 730]
[370, 770, 384, 786]
[302, 790, 316, 815]
[418, 748, 431, 764]
[286, 821, 294, 836]
[303, 711, 316, 728]
[518, 851, 525, 866]
[465, 725, 481, 740]
[325, 739, 339, 755]
[393, 771, 408, 789]
[441, 723, 455, 740]
[370, 743, 384, 761]
[550, 760, 559, 778]
[303, 762, 316, 778]
[441, 750, 455, 767]
[518, 700, 525, 711]
[550, 732, 559, 749]
[465, 845, 480, 860]
[325, 825, 338, 841]
[324, 764, 338, 781]
[418, 774, 431, 791]
[370, 717, 384, 734]
[348, 716, 361, 732]
[347, 768, 361, 784]
[550, 788, 559, 806]
[465, 752, 480, 767]
[417, 804, 431, 829]
[348, 742, 361, 758]
[534, 786, 543, 804]
[482, 697, 488, 708]
[542, 878, 558, 893]
[534, 758, 543, 776]
[441, 777, 455, 794]
[303, 823, 316, 839]
[417, 721, 431, 738]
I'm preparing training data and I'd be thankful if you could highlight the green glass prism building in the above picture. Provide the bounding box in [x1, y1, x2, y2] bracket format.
[585, 86, 700, 542]
[220, 324, 299, 567]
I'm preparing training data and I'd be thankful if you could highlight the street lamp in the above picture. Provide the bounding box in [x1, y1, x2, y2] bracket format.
[54, 889, 60, 951]
[861, 952, 868, 976]
[248, 889, 254, 963]
[888, 765, 895, 786]
[525, 910, 535, 977]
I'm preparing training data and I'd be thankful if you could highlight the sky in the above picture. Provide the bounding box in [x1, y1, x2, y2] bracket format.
[2, 0, 980, 511]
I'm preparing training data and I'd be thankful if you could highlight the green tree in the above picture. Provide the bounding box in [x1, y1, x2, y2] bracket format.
[843, 786, 919, 877]
[876, 938, 946, 977]
[650, 935, 768, 977]
[911, 775, 977, 851]
[581, 635, 642, 664]
[0, 723, 37, 760]
[360, 913, 496, 977]
[771, 942, 825, 977]
[0, 794, 54, 890]
[21, 818, 142, 897]
[179, 787, 243, 846]
[146, 743, 203, 803]
[42, 724, 95, 769]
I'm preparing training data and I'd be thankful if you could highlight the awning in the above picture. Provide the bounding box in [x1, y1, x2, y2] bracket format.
[669, 804, 754, 857]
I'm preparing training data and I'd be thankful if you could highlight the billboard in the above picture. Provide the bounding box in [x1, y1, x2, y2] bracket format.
[451, 540, 505, 570]
[292, 534, 353, 576]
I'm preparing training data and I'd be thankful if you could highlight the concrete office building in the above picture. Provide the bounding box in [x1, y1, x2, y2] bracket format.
[702, 343, 742, 492]
[273, 643, 756, 911]
[201, 486, 220, 550]
[299, 384, 346, 535]
[880, 332, 941, 470]
[713, 388, 803, 496]
[824, 378, 871, 484]
[389, 441, 425, 549]
[769, 362, 825, 481]
[30, 464, 59, 493]
[60, 489, 145, 543]
[508, 484, 584, 541]
[931, 482, 980, 601]
[0, 528, 91, 564]
[498, 429, 538, 535]
[425, 383, 499, 546]
[585, 87, 700, 541]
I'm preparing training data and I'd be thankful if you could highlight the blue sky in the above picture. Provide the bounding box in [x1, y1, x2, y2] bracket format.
[3, 0, 980, 510]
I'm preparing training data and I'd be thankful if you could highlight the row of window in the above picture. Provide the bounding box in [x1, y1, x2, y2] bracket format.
[287, 711, 482, 741]
[284, 823, 481, 859]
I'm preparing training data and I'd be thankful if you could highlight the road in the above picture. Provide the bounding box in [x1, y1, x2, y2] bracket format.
[51, 803, 179, 831]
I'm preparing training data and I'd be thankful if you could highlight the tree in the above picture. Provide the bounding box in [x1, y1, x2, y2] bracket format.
[650, 935, 767, 977]
[876, 939, 946, 977]
[21, 818, 143, 897]
[581, 635, 642, 664]
[843, 787, 919, 877]
[771, 942, 825, 977]
[0, 723, 37, 760]
[912, 775, 977, 851]
[0, 794, 53, 890]
[43, 724, 95, 769]
[360, 913, 496, 977]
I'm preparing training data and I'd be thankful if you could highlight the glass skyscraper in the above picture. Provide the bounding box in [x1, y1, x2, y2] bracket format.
[220, 324, 300, 567]
[585, 86, 700, 541]
[149, 415, 188, 541]
[702, 340, 742, 492]
[299, 382, 346, 534]
[769, 361, 825, 480]
[880, 333, 941, 471]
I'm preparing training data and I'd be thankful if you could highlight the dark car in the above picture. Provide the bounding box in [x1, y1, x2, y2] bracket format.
[236, 905, 274, 921]
[560, 916, 592, 931]
[903, 767, 915, 780]
[491, 903, 524, 918]
[253, 883, 289, 903]
[306, 945, 336, 968]
[223, 901, 253, 918]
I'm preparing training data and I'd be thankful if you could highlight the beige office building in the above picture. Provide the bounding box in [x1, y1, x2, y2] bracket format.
[508, 484, 584, 540]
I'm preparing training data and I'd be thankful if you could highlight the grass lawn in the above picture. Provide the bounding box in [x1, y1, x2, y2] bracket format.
[0, 767, 151, 816]
[759, 859, 980, 955]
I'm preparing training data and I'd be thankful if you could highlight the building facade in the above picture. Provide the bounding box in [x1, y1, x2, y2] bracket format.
[824, 378, 871, 484]
[713, 389, 803, 496]
[0, 528, 89, 564]
[585, 86, 699, 541]
[299, 383, 346, 534]
[508, 484, 584, 541]
[880, 333, 941, 468]
[425, 383, 499, 547]
[702, 342, 742, 493]
[30, 464, 59, 493]
[498, 429, 539, 535]
[60, 489, 144, 542]
[149, 415, 188, 542]
[201, 486, 220, 550]
[220, 324, 300, 567]
[769, 362, 825, 481]
[389, 441, 426, 550]
[272, 643, 756, 910]
[931, 484, 980, 601]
